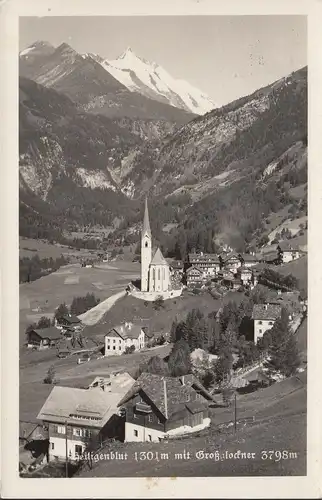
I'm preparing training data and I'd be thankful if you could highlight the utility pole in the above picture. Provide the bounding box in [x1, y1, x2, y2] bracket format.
[234, 393, 237, 433]
[65, 420, 68, 478]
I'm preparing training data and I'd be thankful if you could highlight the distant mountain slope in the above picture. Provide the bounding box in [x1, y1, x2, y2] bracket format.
[101, 47, 216, 115]
[121, 66, 307, 200]
[111, 67, 307, 252]
[19, 42, 195, 123]
[19, 77, 141, 237]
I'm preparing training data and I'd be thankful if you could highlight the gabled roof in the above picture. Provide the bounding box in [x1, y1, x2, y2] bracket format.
[238, 266, 253, 273]
[37, 385, 126, 428]
[223, 252, 240, 262]
[106, 324, 143, 340]
[188, 253, 220, 263]
[117, 372, 215, 418]
[32, 327, 61, 340]
[252, 303, 282, 321]
[186, 265, 203, 275]
[278, 241, 306, 252]
[240, 253, 260, 262]
[150, 247, 168, 266]
[60, 314, 81, 324]
[142, 197, 151, 237]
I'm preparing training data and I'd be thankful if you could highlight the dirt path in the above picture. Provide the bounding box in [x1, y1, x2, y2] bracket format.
[78, 290, 127, 326]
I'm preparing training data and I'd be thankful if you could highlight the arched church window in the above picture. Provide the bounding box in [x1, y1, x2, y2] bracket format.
[163, 268, 165, 279]
[145, 241, 148, 248]
[158, 269, 161, 280]
[152, 268, 155, 280]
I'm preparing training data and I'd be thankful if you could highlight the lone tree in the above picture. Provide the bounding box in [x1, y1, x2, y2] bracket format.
[153, 295, 165, 310]
[43, 365, 56, 384]
[168, 339, 192, 377]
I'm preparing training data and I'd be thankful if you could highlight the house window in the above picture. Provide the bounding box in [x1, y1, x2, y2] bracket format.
[158, 269, 161, 280]
[51, 442, 54, 450]
[113, 346, 116, 350]
[148, 435, 152, 442]
[113, 339, 116, 343]
[185, 394, 190, 402]
[145, 242, 148, 248]
[107, 345, 110, 349]
[119, 339, 121, 343]
[119, 346, 122, 350]
[134, 429, 138, 437]
[157, 418, 162, 424]
[268, 321, 273, 325]
[134, 413, 138, 419]
[196, 393, 201, 400]
[57, 425, 66, 434]
[259, 329, 262, 334]
[148, 415, 153, 422]
[258, 321, 262, 325]
[75, 445, 83, 456]
[73, 428, 81, 437]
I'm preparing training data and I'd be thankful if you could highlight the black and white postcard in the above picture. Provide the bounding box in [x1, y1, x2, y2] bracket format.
[1, 0, 321, 498]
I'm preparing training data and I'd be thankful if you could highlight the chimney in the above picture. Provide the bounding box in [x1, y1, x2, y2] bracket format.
[163, 379, 168, 419]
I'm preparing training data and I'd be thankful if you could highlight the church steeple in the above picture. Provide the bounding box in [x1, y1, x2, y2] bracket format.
[142, 196, 151, 237]
[141, 197, 152, 292]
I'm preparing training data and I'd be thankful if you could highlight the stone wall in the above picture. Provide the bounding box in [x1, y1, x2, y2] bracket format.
[129, 288, 183, 302]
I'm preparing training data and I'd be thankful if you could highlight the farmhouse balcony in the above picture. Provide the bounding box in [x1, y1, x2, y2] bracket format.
[135, 402, 152, 413]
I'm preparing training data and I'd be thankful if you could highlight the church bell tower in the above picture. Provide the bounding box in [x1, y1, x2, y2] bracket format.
[141, 197, 152, 291]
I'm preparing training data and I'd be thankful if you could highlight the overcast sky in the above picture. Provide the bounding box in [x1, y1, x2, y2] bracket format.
[19, 16, 307, 106]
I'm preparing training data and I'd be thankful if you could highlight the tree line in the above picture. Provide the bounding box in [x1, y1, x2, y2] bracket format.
[19, 254, 68, 283]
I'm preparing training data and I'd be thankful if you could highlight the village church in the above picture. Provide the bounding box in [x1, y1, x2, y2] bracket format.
[141, 198, 171, 293]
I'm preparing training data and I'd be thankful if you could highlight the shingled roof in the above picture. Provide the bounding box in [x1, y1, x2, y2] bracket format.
[252, 303, 282, 321]
[117, 372, 217, 418]
[32, 327, 61, 340]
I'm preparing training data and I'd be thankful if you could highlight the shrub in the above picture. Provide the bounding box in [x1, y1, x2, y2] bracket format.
[43, 365, 56, 384]
[124, 345, 135, 355]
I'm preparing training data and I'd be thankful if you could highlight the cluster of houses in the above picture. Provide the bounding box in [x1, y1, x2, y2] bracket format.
[36, 371, 218, 463]
[184, 243, 306, 290]
[26, 314, 83, 350]
[185, 252, 260, 290]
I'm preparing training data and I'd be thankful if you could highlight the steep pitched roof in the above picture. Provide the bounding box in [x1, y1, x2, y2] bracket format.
[60, 314, 81, 324]
[32, 327, 61, 340]
[186, 265, 203, 275]
[118, 372, 212, 418]
[106, 323, 143, 340]
[241, 253, 260, 262]
[278, 241, 306, 252]
[37, 385, 126, 428]
[252, 303, 282, 321]
[150, 247, 168, 266]
[142, 197, 151, 237]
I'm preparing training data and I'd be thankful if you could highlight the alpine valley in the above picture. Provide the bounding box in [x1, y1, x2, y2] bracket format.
[19, 41, 307, 253]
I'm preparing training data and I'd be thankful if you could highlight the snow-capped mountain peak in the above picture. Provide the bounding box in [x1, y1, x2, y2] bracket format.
[100, 48, 216, 115]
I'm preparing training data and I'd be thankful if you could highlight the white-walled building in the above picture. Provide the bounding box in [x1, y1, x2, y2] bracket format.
[37, 386, 129, 462]
[104, 322, 145, 356]
[141, 198, 171, 293]
[251, 303, 282, 344]
[277, 243, 306, 263]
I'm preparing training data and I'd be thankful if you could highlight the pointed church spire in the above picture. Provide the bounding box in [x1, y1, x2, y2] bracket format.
[142, 197, 151, 237]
